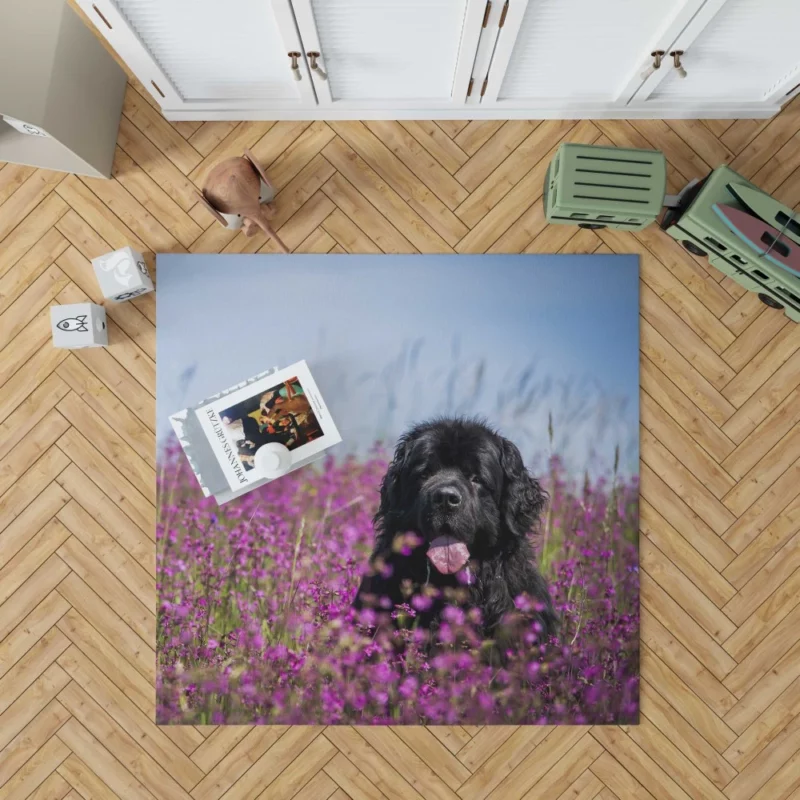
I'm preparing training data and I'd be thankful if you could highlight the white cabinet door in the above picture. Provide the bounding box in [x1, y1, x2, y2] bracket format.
[480, 0, 707, 112]
[76, 0, 316, 112]
[288, 0, 486, 109]
[633, 0, 800, 108]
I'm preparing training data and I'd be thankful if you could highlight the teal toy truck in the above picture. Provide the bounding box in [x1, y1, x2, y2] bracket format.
[660, 165, 800, 322]
[545, 142, 800, 322]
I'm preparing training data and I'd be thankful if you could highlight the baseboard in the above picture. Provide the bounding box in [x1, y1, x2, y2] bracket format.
[162, 103, 781, 121]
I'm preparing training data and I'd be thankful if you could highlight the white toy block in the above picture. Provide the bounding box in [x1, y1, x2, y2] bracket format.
[51, 303, 107, 349]
[92, 246, 154, 302]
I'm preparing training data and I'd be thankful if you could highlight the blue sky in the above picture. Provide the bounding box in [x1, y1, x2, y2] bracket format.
[156, 254, 639, 475]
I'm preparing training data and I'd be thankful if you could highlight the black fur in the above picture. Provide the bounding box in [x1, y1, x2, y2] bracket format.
[354, 418, 557, 646]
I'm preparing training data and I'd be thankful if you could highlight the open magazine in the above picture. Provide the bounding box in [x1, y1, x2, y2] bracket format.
[170, 361, 341, 504]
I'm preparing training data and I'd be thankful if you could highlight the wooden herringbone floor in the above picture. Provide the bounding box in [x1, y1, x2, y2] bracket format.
[3, 57, 800, 799]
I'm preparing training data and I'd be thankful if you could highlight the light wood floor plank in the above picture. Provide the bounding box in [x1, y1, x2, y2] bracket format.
[0, 733, 70, 800]
[56, 572, 155, 684]
[57, 681, 193, 800]
[640, 500, 736, 609]
[0, 628, 71, 717]
[187, 122, 238, 158]
[0, 163, 37, 207]
[457, 728, 549, 800]
[0, 664, 70, 756]
[638, 679, 737, 791]
[454, 121, 538, 192]
[116, 116, 199, 211]
[55, 427, 154, 537]
[641, 538, 736, 643]
[258, 734, 338, 800]
[55, 356, 154, 466]
[324, 133, 456, 251]
[454, 121, 505, 156]
[56, 718, 158, 800]
[400, 121, 469, 174]
[0, 229, 68, 317]
[640, 356, 735, 463]
[56, 607, 154, 717]
[641, 392, 735, 501]
[321, 172, 414, 253]
[519, 734, 603, 800]
[0, 698, 71, 789]
[122, 85, 201, 176]
[721, 348, 800, 444]
[591, 726, 695, 800]
[56, 647, 203, 791]
[190, 728, 288, 800]
[641, 574, 737, 682]
[55, 534, 154, 643]
[111, 147, 203, 249]
[363, 120, 469, 210]
[0, 555, 70, 643]
[638, 645, 736, 752]
[322, 753, 386, 800]
[0, 515, 71, 608]
[724, 640, 800, 735]
[591, 751, 656, 800]
[454, 120, 577, 230]
[640, 463, 735, 572]
[0, 194, 69, 277]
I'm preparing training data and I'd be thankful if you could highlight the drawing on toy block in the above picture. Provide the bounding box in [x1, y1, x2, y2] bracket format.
[92, 245, 154, 302]
[51, 303, 108, 349]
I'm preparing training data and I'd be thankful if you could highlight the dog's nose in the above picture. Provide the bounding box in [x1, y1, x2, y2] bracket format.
[432, 485, 462, 509]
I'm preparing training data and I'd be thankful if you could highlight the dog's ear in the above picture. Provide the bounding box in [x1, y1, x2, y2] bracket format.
[500, 437, 547, 540]
[373, 436, 410, 551]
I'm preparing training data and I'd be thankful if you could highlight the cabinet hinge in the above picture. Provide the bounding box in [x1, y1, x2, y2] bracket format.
[499, 0, 509, 27]
[482, 1, 491, 27]
[467, 78, 474, 97]
[480, 77, 488, 97]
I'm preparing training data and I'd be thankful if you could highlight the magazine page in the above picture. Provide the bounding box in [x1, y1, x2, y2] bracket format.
[169, 367, 281, 497]
[195, 360, 342, 492]
[212, 452, 326, 505]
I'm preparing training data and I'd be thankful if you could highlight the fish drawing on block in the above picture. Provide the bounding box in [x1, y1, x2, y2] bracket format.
[57, 315, 89, 332]
[712, 204, 800, 277]
[99, 251, 135, 287]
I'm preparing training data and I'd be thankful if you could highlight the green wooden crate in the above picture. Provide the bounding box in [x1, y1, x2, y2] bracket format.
[544, 143, 667, 231]
[661, 164, 800, 323]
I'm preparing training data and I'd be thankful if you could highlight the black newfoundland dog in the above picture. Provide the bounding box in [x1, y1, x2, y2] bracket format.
[354, 418, 557, 648]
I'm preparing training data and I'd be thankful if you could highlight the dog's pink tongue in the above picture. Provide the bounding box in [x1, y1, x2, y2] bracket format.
[427, 536, 470, 575]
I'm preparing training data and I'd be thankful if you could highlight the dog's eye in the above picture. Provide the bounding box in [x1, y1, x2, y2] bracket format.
[469, 475, 482, 486]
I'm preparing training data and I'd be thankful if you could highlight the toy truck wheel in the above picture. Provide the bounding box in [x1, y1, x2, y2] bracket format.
[682, 240, 707, 257]
[758, 293, 784, 310]
[578, 223, 606, 230]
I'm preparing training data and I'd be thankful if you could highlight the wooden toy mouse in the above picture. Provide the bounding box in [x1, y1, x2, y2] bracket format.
[196, 149, 289, 253]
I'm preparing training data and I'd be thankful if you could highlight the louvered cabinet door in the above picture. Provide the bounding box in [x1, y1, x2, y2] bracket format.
[479, 0, 707, 111]
[633, 0, 800, 108]
[75, 0, 316, 112]
[288, 0, 486, 108]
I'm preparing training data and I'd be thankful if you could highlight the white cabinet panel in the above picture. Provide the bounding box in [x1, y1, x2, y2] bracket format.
[647, 0, 800, 103]
[77, 0, 316, 110]
[78, 0, 793, 118]
[291, 0, 485, 106]
[494, 0, 689, 103]
[113, 0, 298, 101]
